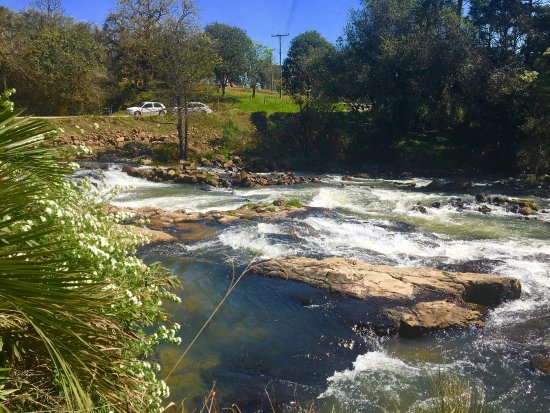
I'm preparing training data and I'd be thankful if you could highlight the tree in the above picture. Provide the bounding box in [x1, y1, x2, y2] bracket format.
[0, 7, 28, 90]
[29, 0, 65, 28]
[344, 1, 480, 132]
[204, 23, 253, 96]
[0, 7, 106, 115]
[27, 23, 106, 114]
[520, 48, 550, 173]
[247, 42, 272, 98]
[158, 3, 217, 160]
[103, 0, 178, 100]
[282, 31, 335, 110]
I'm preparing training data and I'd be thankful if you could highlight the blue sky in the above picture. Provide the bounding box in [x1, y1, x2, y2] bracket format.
[3, 0, 362, 58]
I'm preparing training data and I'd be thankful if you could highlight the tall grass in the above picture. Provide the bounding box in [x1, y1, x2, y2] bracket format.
[413, 372, 497, 413]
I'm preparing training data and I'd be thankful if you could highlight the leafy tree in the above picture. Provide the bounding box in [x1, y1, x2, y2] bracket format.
[103, 0, 178, 101]
[27, 23, 106, 114]
[29, 0, 65, 29]
[282, 31, 335, 110]
[204, 23, 253, 96]
[158, 2, 217, 160]
[0, 8, 106, 115]
[0, 7, 28, 90]
[520, 48, 550, 173]
[247, 42, 272, 97]
[345, 0, 479, 133]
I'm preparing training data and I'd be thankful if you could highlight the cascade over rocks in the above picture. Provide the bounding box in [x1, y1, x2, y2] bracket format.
[109, 200, 307, 235]
[252, 257, 521, 337]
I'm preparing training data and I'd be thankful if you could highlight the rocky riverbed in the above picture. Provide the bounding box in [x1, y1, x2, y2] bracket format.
[88, 165, 550, 412]
[121, 163, 321, 188]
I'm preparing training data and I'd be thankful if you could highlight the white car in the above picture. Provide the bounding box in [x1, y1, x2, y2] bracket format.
[171, 102, 212, 114]
[126, 102, 166, 116]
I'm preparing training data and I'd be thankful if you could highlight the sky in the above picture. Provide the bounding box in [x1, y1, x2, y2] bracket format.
[2, 0, 362, 59]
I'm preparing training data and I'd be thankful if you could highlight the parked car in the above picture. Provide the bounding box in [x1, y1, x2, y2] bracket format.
[170, 102, 212, 114]
[126, 102, 166, 116]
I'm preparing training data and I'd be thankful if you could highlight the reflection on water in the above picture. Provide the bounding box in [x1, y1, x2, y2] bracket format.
[98, 166, 550, 412]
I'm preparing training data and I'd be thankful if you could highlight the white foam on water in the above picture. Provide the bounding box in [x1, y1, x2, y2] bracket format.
[257, 222, 284, 235]
[309, 188, 371, 216]
[319, 350, 463, 409]
[217, 224, 295, 259]
[102, 168, 171, 191]
[302, 216, 433, 260]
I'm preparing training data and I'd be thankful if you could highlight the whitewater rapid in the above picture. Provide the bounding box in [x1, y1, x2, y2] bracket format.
[98, 165, 550, 412]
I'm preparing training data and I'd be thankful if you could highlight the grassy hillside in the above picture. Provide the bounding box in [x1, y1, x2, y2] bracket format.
[48, 87, 298, 158]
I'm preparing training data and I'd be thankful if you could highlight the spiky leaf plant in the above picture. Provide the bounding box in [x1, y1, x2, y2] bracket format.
[0, 105, 180, 412]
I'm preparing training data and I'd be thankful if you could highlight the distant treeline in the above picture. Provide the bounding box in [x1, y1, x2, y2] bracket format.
[279, 0, 550, 174]
[1, 0, 549, 173]
[0, 0, 274, 115]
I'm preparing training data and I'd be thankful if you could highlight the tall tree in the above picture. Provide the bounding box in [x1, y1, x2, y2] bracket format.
[0, 7, 106, 115]
[282, 31, 335, 110]
[29, 0, 65, 28]
[204, 23, 253, 96]
[158, 2, 217, 160]
[247, 42, 272, 98]
[103, 0, 177, 100]
[27, 23, 106, 115]
[345, 0, 479, 132]
[520, 48, 550, 173]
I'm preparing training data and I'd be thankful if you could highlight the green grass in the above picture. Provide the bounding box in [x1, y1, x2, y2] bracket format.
[283, 198, 303, 208]
[206, 87, 299, 113]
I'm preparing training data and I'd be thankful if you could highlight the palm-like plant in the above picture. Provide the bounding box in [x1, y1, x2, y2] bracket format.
[0, 107, 178, 412]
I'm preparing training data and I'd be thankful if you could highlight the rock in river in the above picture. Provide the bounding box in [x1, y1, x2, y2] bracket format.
[252, 257, 521, 337]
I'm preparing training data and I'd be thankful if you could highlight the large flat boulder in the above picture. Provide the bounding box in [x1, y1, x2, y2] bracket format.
[252, 257, 521, 336]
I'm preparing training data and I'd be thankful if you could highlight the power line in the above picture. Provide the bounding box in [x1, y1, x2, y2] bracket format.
[285, 0, 298, 33]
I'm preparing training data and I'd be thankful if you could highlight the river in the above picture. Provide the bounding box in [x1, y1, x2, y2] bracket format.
[99, 166, 550, 412]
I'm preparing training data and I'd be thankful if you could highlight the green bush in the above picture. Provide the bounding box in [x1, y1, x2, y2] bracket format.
[220, 121, 243, 151]
[0, 105, 180, 412]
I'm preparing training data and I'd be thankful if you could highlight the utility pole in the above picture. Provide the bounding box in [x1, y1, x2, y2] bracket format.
[272, 33, 289, 99]
[269, 48, 275, 92]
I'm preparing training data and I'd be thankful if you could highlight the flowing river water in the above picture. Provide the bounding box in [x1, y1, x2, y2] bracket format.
[97, 166, 550, 412]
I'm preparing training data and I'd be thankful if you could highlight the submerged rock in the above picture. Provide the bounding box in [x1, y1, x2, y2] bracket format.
[425, 178, 473, 192]
[475, 193, 489, 203]
[412, 205, 428, 214]
[478, 205, 492, 214]
[252, 257, 521, 336]
[531, 355, 550, 375]
[519, 206, 534, 216]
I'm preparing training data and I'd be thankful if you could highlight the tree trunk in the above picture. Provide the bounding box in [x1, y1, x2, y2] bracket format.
[252, 84, 256, 98]
[221, 82, 226, 96]
[456, 0, 464, 15]
[184, 91, 189, 161]
[176, 95, 184, 160]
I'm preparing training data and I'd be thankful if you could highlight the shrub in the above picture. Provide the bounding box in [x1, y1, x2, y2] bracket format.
[220, 121, 243, 151]
[0, 105, 180, 412]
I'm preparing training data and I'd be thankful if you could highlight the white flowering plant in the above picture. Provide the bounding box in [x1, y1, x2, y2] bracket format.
[0, 102, 181, 412]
